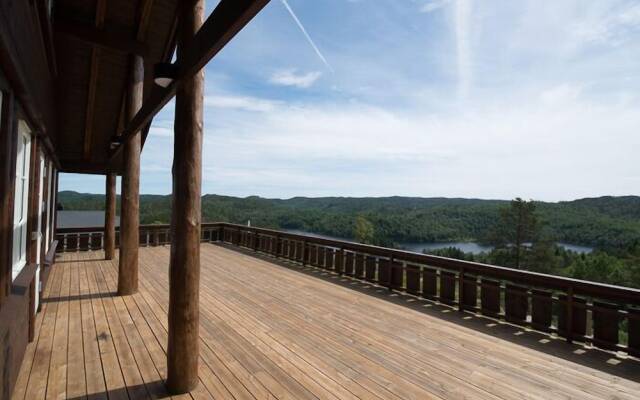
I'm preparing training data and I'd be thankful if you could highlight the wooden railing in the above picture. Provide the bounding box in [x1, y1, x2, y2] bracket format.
[55, 223, 222, 251]
[56, 222, 640, 357]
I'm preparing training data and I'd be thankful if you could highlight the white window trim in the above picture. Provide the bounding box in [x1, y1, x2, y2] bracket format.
[12, 121, 32, 280]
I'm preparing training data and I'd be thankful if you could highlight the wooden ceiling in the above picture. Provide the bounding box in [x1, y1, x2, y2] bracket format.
[54, 0, 179, 174]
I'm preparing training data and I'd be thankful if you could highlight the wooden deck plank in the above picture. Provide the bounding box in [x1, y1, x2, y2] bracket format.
[66, 260, 87, 399]
[13, 259, 64, 400]
[203, 246, 640, 400]
[90, 256, 150, 400]
[78, 256, 108, 400]
[13, 245, 640, 400]
[84, 253, 129, 400]
[44, 259, 71, 400]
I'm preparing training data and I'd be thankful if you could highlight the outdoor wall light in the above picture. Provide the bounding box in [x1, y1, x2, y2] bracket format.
[110, 135, 123, 149]
[154, 63, 178, 88]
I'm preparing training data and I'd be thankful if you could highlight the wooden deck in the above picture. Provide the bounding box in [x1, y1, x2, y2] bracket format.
[12, 244, 640, 400]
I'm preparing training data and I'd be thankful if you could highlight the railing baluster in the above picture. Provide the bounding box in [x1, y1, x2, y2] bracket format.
[531, 289, 552, 332]
[53, 222, 640, 356]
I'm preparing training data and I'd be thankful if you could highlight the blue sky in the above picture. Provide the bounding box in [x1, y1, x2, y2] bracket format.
[61, 0, 640, 201]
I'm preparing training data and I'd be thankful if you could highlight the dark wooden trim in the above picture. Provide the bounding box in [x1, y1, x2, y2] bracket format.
[25, 138, 41, 347]
[0, 89, 17, 306]
[136, 0, 156, 41]
[52, 170, 58, 238]
[27, 139, 41, 268]
[117, 55, 143, 296]
[35, 0, 57, 76]
[58, 160, 115, 175]
[81, 0, 107, 161]
[109, 0, 270, 163]
[54, 19, 149, 57]
[167, 0, 204, 392]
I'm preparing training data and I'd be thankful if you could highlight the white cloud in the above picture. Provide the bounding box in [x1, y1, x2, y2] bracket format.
[568, 3, 640, 47]
[195, 86, 640, 200]
[269, 69, 322, 88]
[420, 0, 451, 14]
[204, 95, 281, 112]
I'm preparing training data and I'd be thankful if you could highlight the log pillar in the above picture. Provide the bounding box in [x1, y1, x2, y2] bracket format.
[104, 172, 116, 259]
[166, 0, 204, 393]
[118, 54, 143, 295]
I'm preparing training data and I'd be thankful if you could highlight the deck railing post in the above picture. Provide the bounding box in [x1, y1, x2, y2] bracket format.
[302, 240, 308, 266]
[167, 0, 204, 393]
[388, 254, 394, 291]
[458, 268, 465, 312]
[566, 285, 574, 343]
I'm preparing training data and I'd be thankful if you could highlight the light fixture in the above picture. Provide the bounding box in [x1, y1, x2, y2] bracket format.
[110, 135, 123, 149]
[154, 63, 178, 88]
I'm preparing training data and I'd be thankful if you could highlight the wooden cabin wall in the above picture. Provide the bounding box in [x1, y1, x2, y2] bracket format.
[0, 9, 59, 394]
[0, 0, 57, 149]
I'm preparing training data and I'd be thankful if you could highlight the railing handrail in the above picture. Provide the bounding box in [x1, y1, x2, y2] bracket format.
[56, 222, 640, 303]
[217, 222, 640, 304]
[56, 221, 640, 355]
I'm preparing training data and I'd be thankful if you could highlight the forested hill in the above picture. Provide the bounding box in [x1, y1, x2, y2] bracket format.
[58, 191, 640, 251]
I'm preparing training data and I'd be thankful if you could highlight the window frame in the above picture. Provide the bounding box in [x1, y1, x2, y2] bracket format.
[12, 120, 32, 280]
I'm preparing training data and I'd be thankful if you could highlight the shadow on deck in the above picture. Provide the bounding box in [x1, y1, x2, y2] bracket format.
[224, 243, 640, 383]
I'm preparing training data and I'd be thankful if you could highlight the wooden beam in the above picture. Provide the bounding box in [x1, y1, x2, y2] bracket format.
[104, 173, 117, 260]
[55, 19, 149, 57]
[109, 0, 158, 171]
[136, 0, 156, 41]
[58, 160, 114, 175]
[117, 54, 143, 296]
[82, 0, 107, 161]
[166, 0, 204, 393]
[109, 0, 270, 162]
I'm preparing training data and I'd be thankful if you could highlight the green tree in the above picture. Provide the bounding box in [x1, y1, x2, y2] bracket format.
[491, 198, 539, 268]
[564, 252, 627, 285]
[354, 215, 375, 244]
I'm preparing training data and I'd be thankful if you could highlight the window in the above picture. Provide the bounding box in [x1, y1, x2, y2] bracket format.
[12, 121, 31, 280]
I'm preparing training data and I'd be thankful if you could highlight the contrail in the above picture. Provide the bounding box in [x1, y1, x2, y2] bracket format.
[455, 0, 472, 102]
[280, 0, 333, 72]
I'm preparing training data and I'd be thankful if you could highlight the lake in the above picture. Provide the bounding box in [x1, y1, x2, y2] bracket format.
[284, 229, 593, 254]
[57, 210, 120, 228]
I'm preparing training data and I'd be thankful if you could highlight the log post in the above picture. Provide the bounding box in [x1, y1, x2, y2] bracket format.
[166, 0, 204, 393]
[104, 172, 116, 259]
[118, 54, 143, 295]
